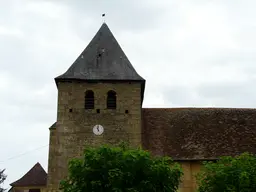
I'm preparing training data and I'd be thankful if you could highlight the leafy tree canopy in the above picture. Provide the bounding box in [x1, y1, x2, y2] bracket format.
[196, 152, 256, 192]
[60, 143, 183, 192]
[0, 169, 7, 192]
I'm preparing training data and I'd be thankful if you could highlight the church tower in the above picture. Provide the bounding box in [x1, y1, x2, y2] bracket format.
[46, 23, 145, 191]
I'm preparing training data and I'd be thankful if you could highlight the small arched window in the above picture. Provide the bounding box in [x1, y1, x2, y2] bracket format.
[107, 90, 116, 109]
[84, 90, 94, 109]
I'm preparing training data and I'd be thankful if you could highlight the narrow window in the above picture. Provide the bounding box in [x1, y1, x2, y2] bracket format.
[84, 90, 94, 109]
[29, 189, 41, 192]
[107, 90, 116, 109]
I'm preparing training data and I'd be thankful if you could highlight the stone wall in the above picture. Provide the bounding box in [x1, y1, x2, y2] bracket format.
[11, 186, 46, 192]
[178, 161, 202, 192]
[46, 128, 58, 191]
[46, 81, 142, 191]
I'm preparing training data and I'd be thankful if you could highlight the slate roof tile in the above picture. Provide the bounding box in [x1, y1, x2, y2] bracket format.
[55, 23, 144, 82]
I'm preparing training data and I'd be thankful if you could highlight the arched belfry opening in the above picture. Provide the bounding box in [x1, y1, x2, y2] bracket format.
[107, 90, 116, 109]
[84, 90, 94, 109]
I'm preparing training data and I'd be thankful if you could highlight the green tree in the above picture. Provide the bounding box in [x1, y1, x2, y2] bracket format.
[60, 144, 183, 192]
[0, 169, 7, 192]
[196, 152, 256, 192]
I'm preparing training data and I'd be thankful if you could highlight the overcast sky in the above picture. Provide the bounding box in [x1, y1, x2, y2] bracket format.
[1, 0, 256, 189]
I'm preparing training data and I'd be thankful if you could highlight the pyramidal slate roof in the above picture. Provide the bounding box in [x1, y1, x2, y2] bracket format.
[55, 23, 145, 82]
[10, 162, 47, 187]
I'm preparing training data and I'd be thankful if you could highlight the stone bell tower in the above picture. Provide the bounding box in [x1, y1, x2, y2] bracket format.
[46, 23, 145, 191]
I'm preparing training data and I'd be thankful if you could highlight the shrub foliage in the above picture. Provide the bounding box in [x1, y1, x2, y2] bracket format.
[196, 153, 256, 192]
[0, 169, 7, 192]
[60, 144, 183, 192]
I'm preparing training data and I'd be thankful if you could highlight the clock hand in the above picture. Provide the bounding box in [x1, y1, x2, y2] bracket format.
[97, 125, 99, 132]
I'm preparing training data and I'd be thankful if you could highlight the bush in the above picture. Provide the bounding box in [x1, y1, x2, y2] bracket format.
[0, 169, 7, 192]
[196, 153, 256, 192]
[60, 144, 183, 192]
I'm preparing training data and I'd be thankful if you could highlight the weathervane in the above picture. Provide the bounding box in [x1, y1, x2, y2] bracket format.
[102, 13, 106, 23]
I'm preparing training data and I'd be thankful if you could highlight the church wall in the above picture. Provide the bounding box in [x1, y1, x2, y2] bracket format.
[46, 128, 59, 190]
[11, 186, 46, 192]
[47, 81, 142, 191]
[178, 161, 202, 192]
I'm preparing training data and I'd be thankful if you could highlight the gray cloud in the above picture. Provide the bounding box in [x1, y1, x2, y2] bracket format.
[162, 79, 256, 108]
[59, 0, 169, 32]
[197, 81, 256, 107]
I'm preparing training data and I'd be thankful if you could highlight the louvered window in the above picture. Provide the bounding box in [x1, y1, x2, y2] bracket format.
[84, 90, 94, 109]
[107, 90, 116, 109]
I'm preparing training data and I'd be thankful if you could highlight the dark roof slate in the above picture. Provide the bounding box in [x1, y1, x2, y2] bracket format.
[142, 108, 256, 160]
[10, 163, 47, 187]
[55, 23, 145, 82]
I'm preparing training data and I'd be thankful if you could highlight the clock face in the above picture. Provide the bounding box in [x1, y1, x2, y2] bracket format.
[93, 125, 104, 135]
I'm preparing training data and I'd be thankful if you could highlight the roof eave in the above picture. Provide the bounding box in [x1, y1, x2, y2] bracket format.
[10, 183, 47, 187]
[54, 77, 145, 86]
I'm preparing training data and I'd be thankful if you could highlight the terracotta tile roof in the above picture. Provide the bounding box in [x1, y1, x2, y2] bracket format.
[142, 108, 256, 160]
[10, 163, 47, 187]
